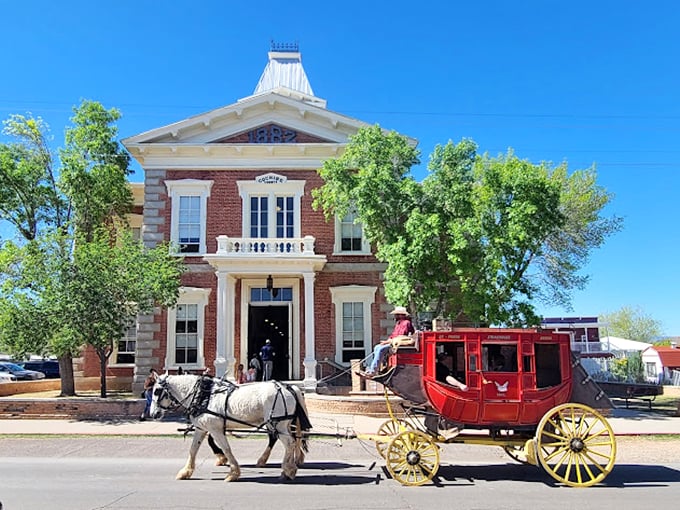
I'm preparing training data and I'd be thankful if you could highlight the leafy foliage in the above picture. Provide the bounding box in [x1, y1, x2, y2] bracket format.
[0, 100, 184, 396]
[610, 352, 646, 383]
[313, 125, 622, 326]
[0, 115, 64, 239]
[600, 305, 664, 341]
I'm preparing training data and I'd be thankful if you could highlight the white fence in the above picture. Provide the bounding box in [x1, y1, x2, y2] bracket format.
[671, 370, 680, 386]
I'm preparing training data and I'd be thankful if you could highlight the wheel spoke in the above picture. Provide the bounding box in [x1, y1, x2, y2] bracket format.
[546, 446, 570, 467]
[574, 452, 583, 485]
[581, 460, 597, 482]
[386, 431, 439, 486]
[536, 403, 616, 487]
[582, 451, 609, 473]
[583, 428, 611, 442]
[541, 429, 568, 442]
[558, 413, 577, 436]
[541, 440, 569, 453]
[550, 417, 570, 437]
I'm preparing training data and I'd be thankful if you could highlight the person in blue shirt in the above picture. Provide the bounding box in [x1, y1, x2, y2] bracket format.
[259, 339, 275, 381]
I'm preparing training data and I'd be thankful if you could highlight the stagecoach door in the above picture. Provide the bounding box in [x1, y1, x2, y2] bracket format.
[248, 304, 290, 381]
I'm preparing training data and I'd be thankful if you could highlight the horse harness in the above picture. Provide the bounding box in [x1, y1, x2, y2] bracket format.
[156, 376, 304, 433]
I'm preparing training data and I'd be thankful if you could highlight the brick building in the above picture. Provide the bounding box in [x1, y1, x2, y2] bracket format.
[91, 46, 412, 392]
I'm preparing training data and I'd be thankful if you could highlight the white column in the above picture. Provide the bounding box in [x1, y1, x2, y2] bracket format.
[302, 271, 317, 390]
[225, 274, 237, 379]
[214, 270, 228, 378]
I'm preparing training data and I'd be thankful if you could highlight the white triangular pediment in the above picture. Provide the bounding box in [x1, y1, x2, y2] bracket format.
[123, 91, 371, 146]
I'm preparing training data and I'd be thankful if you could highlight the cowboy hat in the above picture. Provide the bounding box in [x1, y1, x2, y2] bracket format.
[389, 306, 410, 316]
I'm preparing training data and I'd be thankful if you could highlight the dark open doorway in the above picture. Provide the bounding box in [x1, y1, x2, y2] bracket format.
[248, 305, 290, 380]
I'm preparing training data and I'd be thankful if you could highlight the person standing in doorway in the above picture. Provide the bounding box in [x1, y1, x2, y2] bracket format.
[259, 339, 275, 381]
[249, 354, 261, 381]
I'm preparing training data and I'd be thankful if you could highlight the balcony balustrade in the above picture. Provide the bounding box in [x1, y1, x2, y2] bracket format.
[215, 235, 317, 256]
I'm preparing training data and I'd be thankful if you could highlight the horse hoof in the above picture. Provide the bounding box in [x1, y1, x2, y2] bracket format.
[224, 475, 239, 482]
[278, 474, 294, 482]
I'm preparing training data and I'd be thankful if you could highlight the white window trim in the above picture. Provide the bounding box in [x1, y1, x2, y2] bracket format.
[330, 285, 377, 365]
[237, 177, 305, 238]
[166, 179, 213, 256]
[110, 320, 138, 367]
[165, 286, 211, 371]
[240, 277, 301, 378]
[333, 212, 371, 255]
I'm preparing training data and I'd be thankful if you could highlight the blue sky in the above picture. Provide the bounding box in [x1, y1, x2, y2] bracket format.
[1, 1, 678, 334]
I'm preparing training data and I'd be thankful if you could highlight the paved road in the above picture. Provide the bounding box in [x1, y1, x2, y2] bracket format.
[1, 436, 679, 510]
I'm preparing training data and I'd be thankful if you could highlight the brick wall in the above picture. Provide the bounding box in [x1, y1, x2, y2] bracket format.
[0, 394, 392, 419]
[0, 397, 146, 419]
[80, 165, 391, 384]
[0, 377, 132, 397]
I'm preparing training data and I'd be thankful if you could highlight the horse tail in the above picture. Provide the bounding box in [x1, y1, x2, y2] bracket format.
[288, 385, 312, 432]
[285, 384, 312, 453]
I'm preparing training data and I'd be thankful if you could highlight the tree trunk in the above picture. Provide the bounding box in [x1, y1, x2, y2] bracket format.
[58, 354, 76, 397]
[98, 350, 108, 398]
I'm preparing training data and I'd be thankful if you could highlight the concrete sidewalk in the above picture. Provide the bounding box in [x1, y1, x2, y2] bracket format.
[0, 408, 677, 436]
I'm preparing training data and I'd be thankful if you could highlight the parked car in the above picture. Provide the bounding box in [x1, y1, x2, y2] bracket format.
[0, 361, 46, 380]
[22, 359, 60, 378]
[0, 371, 17, 383]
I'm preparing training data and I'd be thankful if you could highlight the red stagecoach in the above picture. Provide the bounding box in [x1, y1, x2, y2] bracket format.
[364, 328, 616, 487]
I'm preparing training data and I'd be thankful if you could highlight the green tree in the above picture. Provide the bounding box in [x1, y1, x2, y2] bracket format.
[0, 100, 177, 397]
[600, 305, 663, 342]
[0, 114, 65, 239]
[59, 100, 132, 240]
[0, 229, 184, 397]
[313, 125, 622, 326]
[62, 229, 183, 397]
[0, 233, 79, 393]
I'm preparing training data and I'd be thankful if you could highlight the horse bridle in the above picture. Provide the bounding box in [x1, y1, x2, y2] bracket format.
[153, 377, 190, 412]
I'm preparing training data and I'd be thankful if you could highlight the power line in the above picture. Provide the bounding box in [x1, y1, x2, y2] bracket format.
[1, 99, 679, 121]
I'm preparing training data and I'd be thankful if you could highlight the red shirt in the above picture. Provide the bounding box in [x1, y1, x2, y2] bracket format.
[389, 318, 415, 338]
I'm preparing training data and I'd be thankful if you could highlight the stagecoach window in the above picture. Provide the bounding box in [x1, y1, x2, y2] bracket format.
[523, 355, 532, 373]
[482, 344, 518, 372]
[469, 354, 477, 372]
[535, 343, 561, 388]
[435, 342, 467, 384]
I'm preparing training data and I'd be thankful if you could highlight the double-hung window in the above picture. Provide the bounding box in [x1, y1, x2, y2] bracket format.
[334, 209, 370, 254]
[238, 176, 304, 240]
[166, 287, 210, 370]
[166, 179, 213, 255]
[114, 317, 137, 365]
[330, 286, 377, 364]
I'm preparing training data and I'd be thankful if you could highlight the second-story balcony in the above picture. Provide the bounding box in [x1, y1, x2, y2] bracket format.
[215, 235, 318, 257]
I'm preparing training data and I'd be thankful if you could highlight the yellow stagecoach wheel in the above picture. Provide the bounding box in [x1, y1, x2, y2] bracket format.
[536, 403, 616, 487]
[385, 430, 440, 486]
[375, 419, 410, 458]
[503, 445, 530, 465]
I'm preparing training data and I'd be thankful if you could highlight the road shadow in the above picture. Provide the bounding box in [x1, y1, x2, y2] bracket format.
[194, 461, 381, 485]
[433, 462, 680, 488]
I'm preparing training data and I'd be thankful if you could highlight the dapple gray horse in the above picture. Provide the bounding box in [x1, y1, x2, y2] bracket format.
[150, 374, 311, 481]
